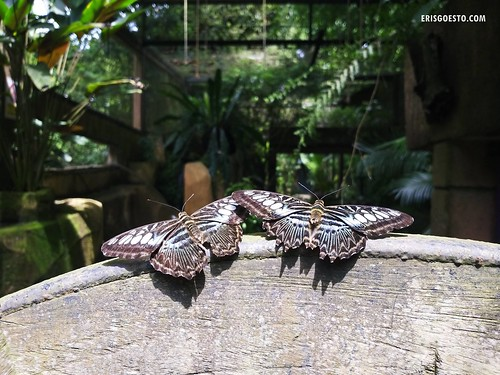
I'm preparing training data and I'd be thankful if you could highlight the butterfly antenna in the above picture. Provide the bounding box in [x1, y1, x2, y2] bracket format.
[181, 193, 195, 212]
[320, 185, 350, 200]
[297, 182, 319, 200]
[147, 199, 180, 212]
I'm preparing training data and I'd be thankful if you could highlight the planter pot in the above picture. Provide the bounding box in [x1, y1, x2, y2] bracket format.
[0, 189, 54, 224]
[183, 161, 213, 214]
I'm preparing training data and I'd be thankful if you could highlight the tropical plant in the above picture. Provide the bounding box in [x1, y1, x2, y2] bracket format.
[350, 137, 431, 202]
[344, 137, 431, 232]
[0, 0, 141, 191]
[392, 171, 432, 206]
[157, 68, 263, 192]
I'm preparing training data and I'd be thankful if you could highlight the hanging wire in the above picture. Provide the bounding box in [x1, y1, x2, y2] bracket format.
[195, 0, 200, 77]
[262, 0, 267, 64]
[184, 0, 188, 64]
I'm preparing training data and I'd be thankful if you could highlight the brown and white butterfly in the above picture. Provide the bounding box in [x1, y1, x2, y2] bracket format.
[232, 190, 413, 262]
[101, 196, 247, 279]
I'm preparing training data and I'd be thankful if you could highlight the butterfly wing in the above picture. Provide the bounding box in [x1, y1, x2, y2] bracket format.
[233, 190, 313, 252]
[150, 224, 208, 279]
[101, 196, 247, 279]
[101, 220, 179, 259]
[101, 218, 207, 279]
[307, 215, 367, 262]
[154, 196, 247, 275]
[258, 201, 369, 260]
[191, 196, 247, 257]
[327, 205, 414, 237]
[263, 213, 308, 250]
[309, 205, 414, 262]
[233, 190, 413, 262]
[232, 190, 310, 220]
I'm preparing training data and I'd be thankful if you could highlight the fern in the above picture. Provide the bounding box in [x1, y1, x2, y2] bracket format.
[393, 171, 432, 205]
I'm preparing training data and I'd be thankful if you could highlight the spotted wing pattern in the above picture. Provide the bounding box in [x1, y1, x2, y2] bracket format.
[232, 190, 413, 262]
[191, 198, 247, 257]
[101, 196, 247, 279]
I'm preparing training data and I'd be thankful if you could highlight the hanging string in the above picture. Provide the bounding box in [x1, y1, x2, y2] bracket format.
[184, 0, 188, 64]
[262, 0, 267, 64]
[195, 0, 200, 77]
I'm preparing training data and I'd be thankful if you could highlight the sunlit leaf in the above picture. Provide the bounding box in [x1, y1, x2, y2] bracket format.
[100, 8, 145, 36]
[26, 63, 57, 91]
[85, 78, 143, 96]
[3, 0, 32, 31]
[0, 1, 9, 20]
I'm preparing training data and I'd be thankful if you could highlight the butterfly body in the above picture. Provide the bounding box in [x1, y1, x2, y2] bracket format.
[178, 211, 207, 244]
[101, 197, 246, 279]
[309, 200, 325, 226]
[232, 190, 413, 262]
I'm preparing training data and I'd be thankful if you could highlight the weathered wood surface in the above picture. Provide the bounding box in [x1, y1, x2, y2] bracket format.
[1, 234, 499, 375]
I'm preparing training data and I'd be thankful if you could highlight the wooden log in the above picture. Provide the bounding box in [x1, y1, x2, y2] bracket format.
[0, 234, 499, 374]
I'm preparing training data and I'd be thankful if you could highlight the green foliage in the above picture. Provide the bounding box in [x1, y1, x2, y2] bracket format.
[275, 153, 344, 199]
[48, 133, 108, 167]
[143, 4, 309, 43]
[157, 69, 264, 190]
[70, 39, 137, 124]
[0, 0, 140, 191]
[344, 137, 431, 231]
[393, 171, 432, 206]
[159, 69, 241, 162]
[140, 0, 441, 227]
[276, 153, 302, 196]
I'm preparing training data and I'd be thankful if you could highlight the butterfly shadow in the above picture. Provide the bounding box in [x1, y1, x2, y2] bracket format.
[279, 246, 316, 277]
[278, 247, 358, 293]
[311, 255, 359, 295]
[150, 271, 206, 309]
[209, 253, 238, 277]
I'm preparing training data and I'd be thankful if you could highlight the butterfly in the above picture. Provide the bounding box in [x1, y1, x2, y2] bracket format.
[232, 190, 414, 262]
[101, 196, 247, 279]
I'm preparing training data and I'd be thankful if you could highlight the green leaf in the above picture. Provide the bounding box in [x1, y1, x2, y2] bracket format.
[30, 21, 103, 52]
[85, 78, 143, 96]
[101, 7, 145, 37]
[393, 172, 432, 205]
[0, 1, 9, 20]
[412, 0, 442, 25]
[81, 0, 137, 24]
[26, 63, 57, 91]
[81, 0, 102, 23]
[155, 114, 181, 125]
[163, 132, 178, 148]
[173, 131, 191, 156]
[3, 0, 33, 31]
[101, 0, 138, 17]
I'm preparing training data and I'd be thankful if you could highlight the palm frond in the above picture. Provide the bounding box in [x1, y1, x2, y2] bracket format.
[393, 171, 432, 205]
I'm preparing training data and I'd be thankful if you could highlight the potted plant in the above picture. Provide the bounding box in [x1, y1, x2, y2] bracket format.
[0, 0, 141, 221]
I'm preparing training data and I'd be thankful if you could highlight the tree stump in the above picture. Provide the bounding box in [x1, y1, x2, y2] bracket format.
[1, 234, 499, 374]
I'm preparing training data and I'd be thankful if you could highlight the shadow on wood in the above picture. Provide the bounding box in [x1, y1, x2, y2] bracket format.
[1, 234, 499, 374]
